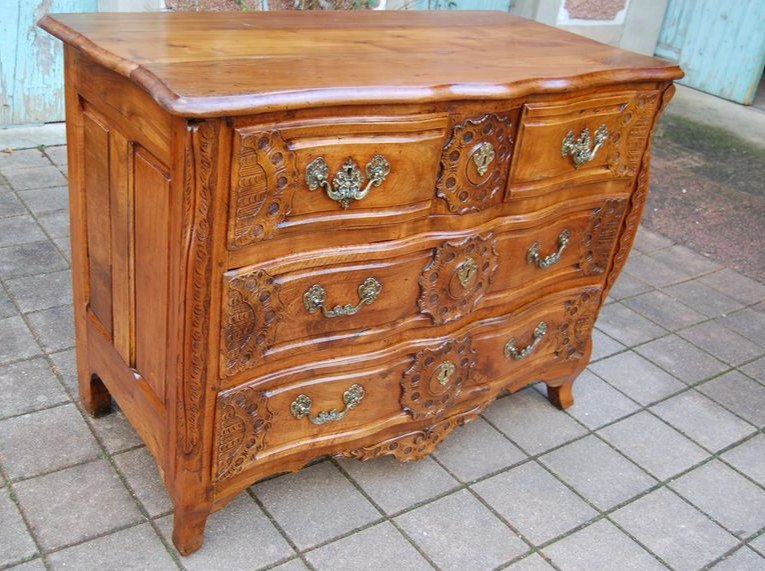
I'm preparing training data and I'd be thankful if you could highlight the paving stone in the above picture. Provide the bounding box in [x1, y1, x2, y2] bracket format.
[472, 461, 597, 545]
[670, 460, 765, 538]
[114, 447, 173, 517]
[47, 523, 177, 571]
[701, 269, 765, 306]
[396, 489, 526, 571]
[53, 237, 71, 262]
[750, 534, 765, 557]
[741, 356, 765, 385]
[2, 165, 67, 190]
[482, 388, 587, 455]
[5, 270, 72, 313]
[0, 149, 50, 171]
[611, 488, 738, 571]
[564, 370, 640, 429]
[157, 494, 294, 571]
[17, 187, 68, 215]
[26, 305, 75, 353]
[634, 226, 673, 253]
[589, 351, 685, 405]
[43, 146, 68, 166]
[544, 519, 666, 571]
[0, 215, 47, 247]
[7, 559, 46, 570]
[722, 435, 765, 486]
[14, 460, 143, 551]
[0, 241, 69, 278]
[663, 280, 744, 318]
[623, 290, 706, 331]
[87, 407, 143, 453]
[506, 553, 555, 570]
[0, 193, 25, 218]
[0, 316, 40, 365]
[608, 272, 654, 300]
[0, 488, 37, 567]
[598, 411, 708, 480]
[433, 416, 527, 482]
[595, 303, 667, 346]
[271, 559, 310, 571]
[698, 371, 765, 426]
[305, 522, 432, 571]
[0, 403, 101, 480]
[337, 455, 459, 515]
[718, 308, 765, 347]
[712, 546, 765, 570]
[623, 253, 690, 287]
[590, 329, 626, 362]
[0, 287, 16, 318]
[650, 244, 721, 278]
[635, 334, 728, 385]
[679, 321, 762, 367]
[49, 348, 78, 397]
[539, 435, 656, 510]
[0, 357, 69, 419]
[253, 461, 380, 549]
[651, 391, 755, 452]
[35, 209, 69, 239]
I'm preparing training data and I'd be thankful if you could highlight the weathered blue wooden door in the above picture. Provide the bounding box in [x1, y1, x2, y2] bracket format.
[1, 0, 98, 126]
[411, 0, 511, 12]
[656, 0, 765, 104]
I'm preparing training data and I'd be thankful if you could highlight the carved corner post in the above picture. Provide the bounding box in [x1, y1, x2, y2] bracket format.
[167, 118, 230, 555]
[63, 45, 112, 416]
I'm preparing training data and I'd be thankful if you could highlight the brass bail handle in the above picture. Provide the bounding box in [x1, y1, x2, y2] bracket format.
[527, 229, 571, 269]
[504, 321, 548, 361]
[305, 154, 391, 208]
[290, 384, 366, 425]
[561, 124, 608, 167]
[303, 277, 382, 319]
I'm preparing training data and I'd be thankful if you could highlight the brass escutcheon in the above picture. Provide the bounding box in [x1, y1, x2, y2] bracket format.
[435, 360, 456, 386]
[471, 141, 496, 177]
[456, 257, 478, 288]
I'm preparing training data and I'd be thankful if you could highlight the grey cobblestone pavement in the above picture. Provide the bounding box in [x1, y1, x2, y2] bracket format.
[1, 146, 764, 570]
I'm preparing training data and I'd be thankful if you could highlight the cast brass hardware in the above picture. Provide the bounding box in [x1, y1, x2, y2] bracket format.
[303, 277, 382, 318]
[305, 154, 391, 208]
[290, 383, 365, 425]
[527, 229, 571, 269]
[471, 142, 495, 176]
[561, 124, 608, 167]
[456, 257, 479, 288]
[435, 360, 456, 386]
[504, 321, 548, 361]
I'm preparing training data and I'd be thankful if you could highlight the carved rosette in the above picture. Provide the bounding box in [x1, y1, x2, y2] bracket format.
[436, 114, 514, 213]
[221, 269, 284, 377]
[606, 92, 660, 178]
[400, 337, 476, 420]
[579, 198, 628, 275]
[214, 387, 272, 483]
[419, 233, 499, 324]
[229, 129, 297, 249]
[552, 288, 600, 361]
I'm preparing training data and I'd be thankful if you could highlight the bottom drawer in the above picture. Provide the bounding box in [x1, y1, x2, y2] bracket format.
[212, 285, 602, 485]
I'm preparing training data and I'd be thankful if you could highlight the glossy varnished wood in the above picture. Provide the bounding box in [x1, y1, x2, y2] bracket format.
[42, 11, 681, 556]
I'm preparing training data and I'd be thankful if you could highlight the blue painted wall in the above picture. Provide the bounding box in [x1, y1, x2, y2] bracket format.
[1, 0, 98, 126]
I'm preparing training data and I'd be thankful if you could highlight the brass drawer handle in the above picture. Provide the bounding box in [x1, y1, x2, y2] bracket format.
[504, 321, 548, 361]
[304, 277, 382, 318]
[527, 229, 571, 269]
[290, 383, 365, 425]
[306, 154, 391, 209]
[561, 124, 608, 167]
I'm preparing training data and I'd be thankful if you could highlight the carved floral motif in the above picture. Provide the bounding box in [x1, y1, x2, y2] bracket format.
[606, 92, 660, 178]
[436, 114, 514, 213]
[419, 233, 499, 324]
[579, 198, 628, 275]
[221, 269, 284, 377]
[552, 288, 600, 361]
[400, 337, 476, 420]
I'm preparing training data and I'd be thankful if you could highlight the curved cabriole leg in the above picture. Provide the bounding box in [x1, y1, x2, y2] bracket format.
[172, 503, 211, 555]
[547, 378, 575, 410]
[81, 373, 112, 417]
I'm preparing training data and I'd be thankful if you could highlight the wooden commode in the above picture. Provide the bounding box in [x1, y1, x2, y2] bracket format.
[39, 11, 682, 554]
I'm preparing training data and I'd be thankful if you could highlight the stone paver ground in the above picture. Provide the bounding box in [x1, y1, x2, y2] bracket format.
[1, 145, 764, 571]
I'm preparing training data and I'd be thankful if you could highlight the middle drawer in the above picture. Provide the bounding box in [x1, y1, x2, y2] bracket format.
[220, 196, 628, 380]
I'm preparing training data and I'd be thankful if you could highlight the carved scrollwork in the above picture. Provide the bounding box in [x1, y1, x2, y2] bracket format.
[606, 92, 660, 178]
[400, 337, 476, 420]
[229, 129, 297, 249]
[214, 387, 272, 483]
[419, 233, 499, 325]
[552, 288, 600, 361]
[579, 198, 629, 276]
[221, 269, 284, 377]
[436, 114, 514, 214]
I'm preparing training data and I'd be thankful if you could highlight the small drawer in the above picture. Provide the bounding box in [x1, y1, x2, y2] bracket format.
[510, 91, 660, 188]
[228, 114, 448, 249]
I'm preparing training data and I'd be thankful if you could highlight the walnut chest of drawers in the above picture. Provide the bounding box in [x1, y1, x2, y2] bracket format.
[40, 11, 682, 554]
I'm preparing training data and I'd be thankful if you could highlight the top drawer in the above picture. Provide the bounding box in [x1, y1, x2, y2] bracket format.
[228, 114, 448, 249]
[510, 91, 660, 189]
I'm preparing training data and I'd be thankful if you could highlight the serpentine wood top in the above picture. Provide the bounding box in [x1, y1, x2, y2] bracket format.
[40, 11, 682, 117]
